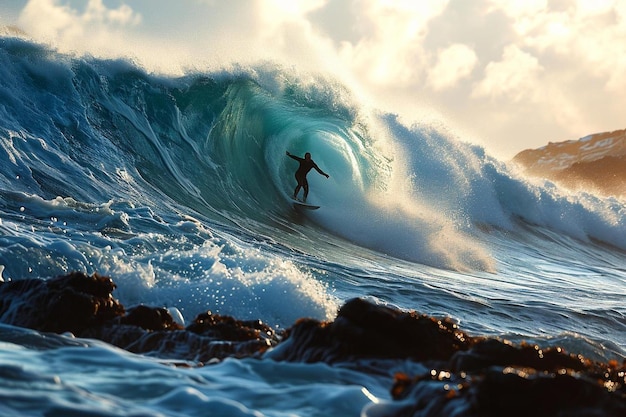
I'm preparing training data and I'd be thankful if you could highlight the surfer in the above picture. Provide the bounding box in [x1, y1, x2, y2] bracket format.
[286, 151, 329, 202]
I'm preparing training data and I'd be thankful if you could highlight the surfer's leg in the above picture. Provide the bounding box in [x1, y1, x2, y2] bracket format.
[295, 174, 306, 201]
[303, 181, 309, 202]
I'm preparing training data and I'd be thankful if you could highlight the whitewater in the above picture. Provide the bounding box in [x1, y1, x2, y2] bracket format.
[0, 36, 624, 416]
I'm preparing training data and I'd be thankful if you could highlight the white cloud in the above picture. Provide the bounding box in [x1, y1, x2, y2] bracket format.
[338, 0, 450, 86]
[486, 0, 548, 17]
[84, 0, 140, 26]
[486, 0, 626, 94]
[262, 0, 327, 18]
[253, 0, 335, 66]
[17, 0, 141, 56]
[472, 45, 543, 102]
[575, 0, 614, 17]
[427, 44, 478, 91]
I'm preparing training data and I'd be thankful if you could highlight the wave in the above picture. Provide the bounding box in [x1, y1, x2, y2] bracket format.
[1, 36, 625, 273]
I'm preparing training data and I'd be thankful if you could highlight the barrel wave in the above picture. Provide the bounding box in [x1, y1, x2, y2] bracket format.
[2, 37, 625, 275]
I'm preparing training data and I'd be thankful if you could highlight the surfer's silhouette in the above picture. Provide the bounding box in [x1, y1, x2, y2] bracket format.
[286, 151, 329, 202]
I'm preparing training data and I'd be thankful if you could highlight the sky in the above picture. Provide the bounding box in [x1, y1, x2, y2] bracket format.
[0, 0, 625, 158]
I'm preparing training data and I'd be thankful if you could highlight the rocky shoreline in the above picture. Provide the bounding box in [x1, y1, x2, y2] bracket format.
[513, 129, 626, 198]
[1, 272, 624, 416]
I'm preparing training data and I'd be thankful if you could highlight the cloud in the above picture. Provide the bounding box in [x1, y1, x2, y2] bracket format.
[338, 0, 450, 86]
[575, 0, 615, 17]
[427, 43, 478, 91]
[17, 0, 141, 57]
[472, 45, 543, 102]
[486, 0, 548, 19]
[16, 0, 267, 73]
[262, 0, 327, 18]
[486, 0, 626, 93]
[83, 0, 140, 26]
[252, 0, 338, 69]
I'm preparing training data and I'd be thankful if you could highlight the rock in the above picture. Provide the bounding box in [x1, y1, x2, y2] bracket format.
[449, 338, 589, 373]
[121, 305, 184, 331]
[268, 297, 472, 363]
[268, 298, 625, 416]
[1, 273, 624, 415]
[0, 273, 280, 362]
[512, 129, 626, 197]
[389, 365, 626, 417]
[81, 304, 281, 362]
[0, 272, 124, 334]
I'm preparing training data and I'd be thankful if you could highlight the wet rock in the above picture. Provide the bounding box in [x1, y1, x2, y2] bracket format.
[471, 367, 626, 417]
[268, 297, 472, 363]
[85, 308, 281, 362]
[269, 297, 625, 415]
[388, 365, 626, 417]
[0, 273, 280, 362]
[0, 272, 124, 334]
[1, 273, 624, 415]
[121, 305, 184, 331]
[449, 337, 589, 373]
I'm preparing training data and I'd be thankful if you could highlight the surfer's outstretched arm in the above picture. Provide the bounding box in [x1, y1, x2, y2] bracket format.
[286, 151, 304, 162]
[313, 164, 329, 178]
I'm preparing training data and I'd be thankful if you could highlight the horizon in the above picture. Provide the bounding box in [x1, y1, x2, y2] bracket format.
[1, 0, 624, 159]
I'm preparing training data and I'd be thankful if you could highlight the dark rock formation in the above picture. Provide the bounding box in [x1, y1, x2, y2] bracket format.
[0, 272, 124, 334]
[268, 297, 471, 363]
[121, 305, 183, 331]
[269, 299, 625, 416]
[0, 272, 624, 415]
[389, 364, 626, 417]
[0, 273, 280, 362]
[82, 308, 280, 362]
[449, 337, 590, 373]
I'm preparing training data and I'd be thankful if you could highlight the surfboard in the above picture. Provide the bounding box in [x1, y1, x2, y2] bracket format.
[292, 199, 320, 210]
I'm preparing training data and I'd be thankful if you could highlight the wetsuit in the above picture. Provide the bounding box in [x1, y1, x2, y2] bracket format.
[287, 153, 328, 201]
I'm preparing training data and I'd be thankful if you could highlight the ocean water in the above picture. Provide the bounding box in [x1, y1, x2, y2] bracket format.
[0, 36, 624, 416]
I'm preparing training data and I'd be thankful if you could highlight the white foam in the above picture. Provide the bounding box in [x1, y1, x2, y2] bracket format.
[0, 192, 339, 328]
[107, 230, 340, 328]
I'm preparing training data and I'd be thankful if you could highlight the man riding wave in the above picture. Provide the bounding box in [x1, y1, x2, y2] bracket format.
[286, 151, 329, 202]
